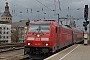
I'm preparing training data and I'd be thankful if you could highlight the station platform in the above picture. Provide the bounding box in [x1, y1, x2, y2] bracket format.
[44, 44, 90, 60]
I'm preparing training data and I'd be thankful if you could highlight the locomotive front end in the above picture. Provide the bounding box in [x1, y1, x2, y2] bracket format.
[24, 21, 52, 56]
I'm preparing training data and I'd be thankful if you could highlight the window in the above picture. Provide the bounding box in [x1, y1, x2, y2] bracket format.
[3, 27, 5, 30]
[7, 28, 8, 30]
[11, 30, 13, 33]
[7, 36, 8, 38]
[56, 27, 58, 33]
[7, 32, 8, 34]
[0, 35, 1, 38]
[4, 32, 5, 34]
[29, 23, 50, 32]
[0, 31, 1, 34]
[56, 27, 59, 33]
[4, 36, 5, 38]
[0, 27, 2, 29]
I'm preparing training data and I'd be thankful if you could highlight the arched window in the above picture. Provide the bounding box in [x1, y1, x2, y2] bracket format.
[10, 18, 11, 20]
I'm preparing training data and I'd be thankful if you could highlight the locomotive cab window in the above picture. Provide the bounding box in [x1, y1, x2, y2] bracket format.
[56, 27, 58, 33]
[29, 23, 50, 32]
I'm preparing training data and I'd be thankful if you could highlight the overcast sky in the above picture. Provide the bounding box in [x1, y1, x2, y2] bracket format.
[0, 0, 90, 31]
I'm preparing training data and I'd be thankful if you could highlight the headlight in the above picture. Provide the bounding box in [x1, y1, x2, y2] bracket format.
[37, 34, 40, 37]
[27, 37, 34, 40]
[28, 43, 31, 45]
[45, 43, 48, 46]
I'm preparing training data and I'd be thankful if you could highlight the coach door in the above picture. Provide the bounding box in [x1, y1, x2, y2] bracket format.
[73, 32, 76, 43]
[56, 27, 59, 46]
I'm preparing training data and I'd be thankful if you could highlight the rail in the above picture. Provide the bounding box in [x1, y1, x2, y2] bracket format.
[0, 43, 24, 49]
[0, 43, 24, 53]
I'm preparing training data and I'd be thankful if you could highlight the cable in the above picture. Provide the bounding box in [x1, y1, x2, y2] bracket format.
[58, 0, 62, 17]
[54, 0, 56, 11]
[58, 0, 61, 11]
[36, 0, 57, 14]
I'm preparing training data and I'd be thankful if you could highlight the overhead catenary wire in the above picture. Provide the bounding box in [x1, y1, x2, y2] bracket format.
[36, 0, 57, 14]
[58, 0, 62, 17]
[11, 0, 67, 21]
[58, 0, 61, 11]
[11, 0, 59, 18]
[54, 0, 56, 11]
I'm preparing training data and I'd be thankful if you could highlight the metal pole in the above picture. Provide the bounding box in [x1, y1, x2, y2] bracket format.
[58, 14, 59, 24]
[88, 9, 90, 44]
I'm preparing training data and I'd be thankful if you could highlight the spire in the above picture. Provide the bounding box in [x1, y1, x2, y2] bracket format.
[1, 1, 12, 24]
[4, 2, 10, 13]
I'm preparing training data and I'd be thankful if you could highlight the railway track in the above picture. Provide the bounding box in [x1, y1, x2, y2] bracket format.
[0, 43, 74, 60]
[0, 49, 24, 60]
[0, 43, 24, 53]
[0, 43, 24, 48]
[0, 47, 24, 53]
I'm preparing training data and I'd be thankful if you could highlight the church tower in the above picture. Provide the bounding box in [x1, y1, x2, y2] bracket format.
[1, 2, 12, 24]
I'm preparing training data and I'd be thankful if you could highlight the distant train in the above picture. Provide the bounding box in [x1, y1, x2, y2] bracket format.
[24, 20, 84, 59]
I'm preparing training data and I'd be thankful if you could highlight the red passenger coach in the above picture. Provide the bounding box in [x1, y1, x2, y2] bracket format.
[24, 20, 83, 59]
[59, 26, 73, 49]
[71, 27, 83, 43]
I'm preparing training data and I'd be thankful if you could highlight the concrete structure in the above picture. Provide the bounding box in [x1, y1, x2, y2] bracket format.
[0, 20, 10, 24]
[0, 24, 11, 43]
[44, 44, 90, 60]
[11, 20, 28, 43]
[1, 2, 12, 24]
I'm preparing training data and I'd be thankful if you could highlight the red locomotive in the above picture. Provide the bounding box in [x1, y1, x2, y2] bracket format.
[24, 20, 83, 59]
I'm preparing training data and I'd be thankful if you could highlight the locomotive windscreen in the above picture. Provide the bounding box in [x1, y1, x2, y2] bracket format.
[28, 23, 50, 32]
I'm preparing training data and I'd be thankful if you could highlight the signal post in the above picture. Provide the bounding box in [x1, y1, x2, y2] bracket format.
[83, 5, 89, 45]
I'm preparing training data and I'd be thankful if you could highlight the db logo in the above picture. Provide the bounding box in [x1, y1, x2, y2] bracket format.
[36, 38, 40, 41]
